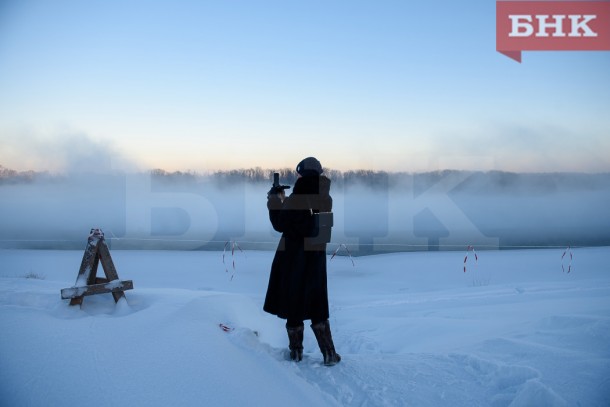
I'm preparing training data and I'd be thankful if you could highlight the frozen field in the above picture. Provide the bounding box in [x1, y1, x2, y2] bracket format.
[1, 247, 609, 406]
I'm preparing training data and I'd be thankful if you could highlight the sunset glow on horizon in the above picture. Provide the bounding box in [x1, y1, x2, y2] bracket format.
[1, 1, 609, 174]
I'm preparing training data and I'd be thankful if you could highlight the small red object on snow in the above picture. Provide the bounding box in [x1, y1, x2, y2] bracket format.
[219, 323, 233, 332]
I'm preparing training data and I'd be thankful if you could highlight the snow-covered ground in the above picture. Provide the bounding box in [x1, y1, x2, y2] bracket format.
[1, 247, 609, 406]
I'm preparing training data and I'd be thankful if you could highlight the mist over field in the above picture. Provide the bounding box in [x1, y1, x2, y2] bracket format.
[1, 166, 609, 252]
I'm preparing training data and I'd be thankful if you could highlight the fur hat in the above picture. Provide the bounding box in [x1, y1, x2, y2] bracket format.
[296, 157, 323, 177]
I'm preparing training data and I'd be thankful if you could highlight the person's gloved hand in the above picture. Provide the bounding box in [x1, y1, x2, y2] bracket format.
[267, 186, 280, 198]
[267, 189, 285, 210]
[267, 187, 286, 201]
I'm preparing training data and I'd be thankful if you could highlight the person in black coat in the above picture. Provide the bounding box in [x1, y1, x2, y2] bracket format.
[264, 157, 341, 366]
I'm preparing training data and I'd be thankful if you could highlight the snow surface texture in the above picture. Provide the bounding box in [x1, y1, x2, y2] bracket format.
[1, 248, 609, 406]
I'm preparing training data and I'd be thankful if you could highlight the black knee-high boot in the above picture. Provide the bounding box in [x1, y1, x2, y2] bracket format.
[311, 320, 341, 366]
[286, 323, 304, 362]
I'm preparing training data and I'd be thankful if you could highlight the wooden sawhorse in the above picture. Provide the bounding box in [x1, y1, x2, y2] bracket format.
[61, 229, 133, 306]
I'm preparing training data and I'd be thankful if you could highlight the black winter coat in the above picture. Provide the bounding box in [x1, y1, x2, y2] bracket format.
[263, 175, 332, 322]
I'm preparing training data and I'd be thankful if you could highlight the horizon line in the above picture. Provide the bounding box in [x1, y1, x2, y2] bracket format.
[1, 164, 609, 177]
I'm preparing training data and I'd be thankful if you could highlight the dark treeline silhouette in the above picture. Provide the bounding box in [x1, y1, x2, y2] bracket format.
[150, 168, 610, 193]
[2, 164, 609, 193]
[0, 165, 43, 184]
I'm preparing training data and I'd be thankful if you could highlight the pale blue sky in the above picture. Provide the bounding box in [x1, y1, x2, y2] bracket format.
[1, 0, 609, 173]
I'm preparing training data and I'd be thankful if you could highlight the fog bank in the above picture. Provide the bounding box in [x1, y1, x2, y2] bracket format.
[1, 170, 608, 252]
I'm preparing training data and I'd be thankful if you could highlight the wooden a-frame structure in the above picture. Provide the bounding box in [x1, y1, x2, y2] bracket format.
[61, 229, 133, 306]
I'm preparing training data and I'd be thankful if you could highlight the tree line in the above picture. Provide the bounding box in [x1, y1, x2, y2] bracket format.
[2, 164, 609, 192]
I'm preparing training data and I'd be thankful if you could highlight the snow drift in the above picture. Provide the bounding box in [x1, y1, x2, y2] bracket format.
[1, 247, 609, 406]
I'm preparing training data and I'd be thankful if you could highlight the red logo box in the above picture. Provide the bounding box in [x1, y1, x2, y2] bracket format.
[497, 1, 610, 62]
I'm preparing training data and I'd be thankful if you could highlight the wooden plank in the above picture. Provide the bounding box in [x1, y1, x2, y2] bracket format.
[88, 254, 100, 285]
[69, 296, 84, 306]
[111, 291, 123, 303]
[61, 280, 133, 300]
[97, 239, 120, 281]
[75, 236, 101, 286]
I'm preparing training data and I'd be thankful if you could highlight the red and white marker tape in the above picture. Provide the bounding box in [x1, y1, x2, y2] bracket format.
[463, 245, 478, 273]
[330, 244, 355, 267]
[222, 240, 244, 280]
[561, 246, 573, 273]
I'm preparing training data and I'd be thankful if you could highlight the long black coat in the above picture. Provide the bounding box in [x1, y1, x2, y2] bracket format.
[263, 175, 332, 322]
